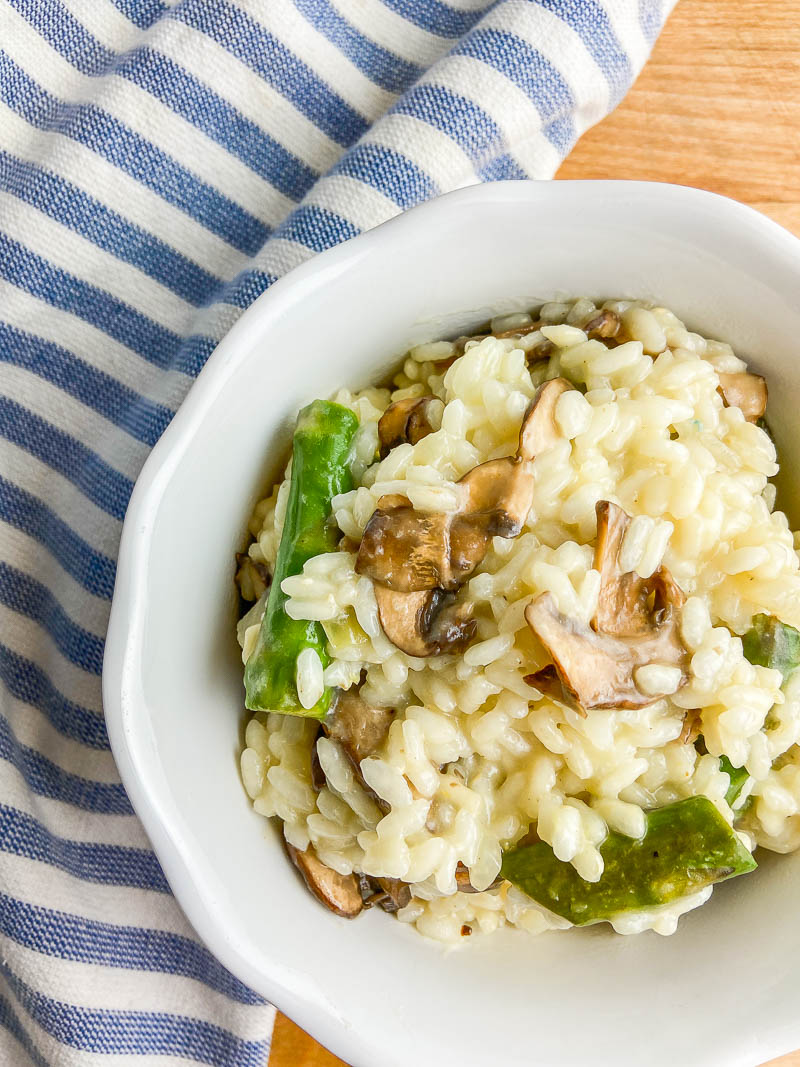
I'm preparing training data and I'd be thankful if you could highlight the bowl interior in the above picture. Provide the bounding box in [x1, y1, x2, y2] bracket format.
[109, 182, 800, 1067]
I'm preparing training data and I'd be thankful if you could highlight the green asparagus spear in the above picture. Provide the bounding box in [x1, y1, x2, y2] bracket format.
[244, 399, 359, 716]
[742, 613, 800, 682]
[694, 737, 749, 809]
[501, 796, 756, 926]
[719, 754, 749, 807]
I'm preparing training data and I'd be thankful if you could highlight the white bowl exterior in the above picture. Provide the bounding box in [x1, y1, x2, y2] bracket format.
[104, 181, 800, 1067]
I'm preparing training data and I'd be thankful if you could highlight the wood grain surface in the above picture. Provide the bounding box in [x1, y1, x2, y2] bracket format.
[268, 1, 800, 1064]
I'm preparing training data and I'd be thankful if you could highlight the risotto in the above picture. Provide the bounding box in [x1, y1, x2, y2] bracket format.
[235, 297, 800, 943]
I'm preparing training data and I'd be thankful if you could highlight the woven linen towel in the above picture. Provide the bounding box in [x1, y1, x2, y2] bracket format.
[0, 1, 676, 1063]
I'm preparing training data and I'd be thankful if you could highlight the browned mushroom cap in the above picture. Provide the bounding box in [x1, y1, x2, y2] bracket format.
[583, 308, 621, 340]
[355, 494, 484, 593]
[357, 469, 533, 592]
[285, 842, 363, 918]
[524, 592, 687, 710]
[374, 584, 476, 657]
[357, 378, 574, 593]
[378, 396, 441, 459]
[326, 687, 395, 765]
[517, 377, 572, 460]
[717, 372, 767, 423]
[458, 458, 536, 539]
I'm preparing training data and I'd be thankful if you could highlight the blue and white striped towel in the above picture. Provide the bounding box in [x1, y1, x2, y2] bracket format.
[0, 1, 676, 1063]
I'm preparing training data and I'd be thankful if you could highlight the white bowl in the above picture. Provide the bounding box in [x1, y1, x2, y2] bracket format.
[104, 181, 800, 1067]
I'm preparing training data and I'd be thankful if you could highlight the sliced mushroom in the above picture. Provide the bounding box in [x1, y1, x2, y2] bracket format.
[491, 322, 541, 340]
[377, 878, 412, 912]
[358, 875, 412, 912]
[593, 500, 683, 638]
[717, 371, 767, 423]
[593, 500, 687, 636]
[524, 662, 580, 712]
[453, 320, 540, 352]
[356, 872, 374, 900]
[326, 687, 395, 766]
[453, 334, 486, 356]
[524, 592, 687, 711]
[593, 499, 643, 635]
[357, 378, 573, 593]
[458, 457, 536, 538]
[526, 337, 555, 362]
[583, 308, 621, 340]
[317, 688, 394, 813]
[454, 861, 502, 894]
[455, 324, 553, 362]
[378, 396, 441, 459]
[517, 377, 572, 460]
[525, 501, 689, 710]
[355, 495, 487, 593]
[374, 584, 476, 657]
[285, 842, 363, 918]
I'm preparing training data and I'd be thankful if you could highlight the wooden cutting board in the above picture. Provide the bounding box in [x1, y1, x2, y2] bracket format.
[269, 1, 800, 1063]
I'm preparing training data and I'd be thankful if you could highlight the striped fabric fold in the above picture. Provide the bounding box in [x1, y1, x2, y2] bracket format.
[0, 0, 676, 1062]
